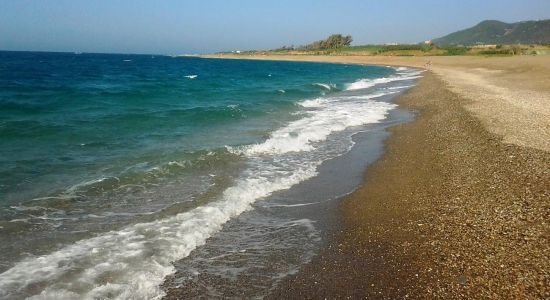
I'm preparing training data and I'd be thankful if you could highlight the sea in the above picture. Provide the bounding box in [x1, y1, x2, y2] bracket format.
[0, 51, 421, 299]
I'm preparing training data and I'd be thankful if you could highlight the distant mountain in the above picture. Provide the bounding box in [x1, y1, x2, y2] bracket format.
[433, 19, 550, 46]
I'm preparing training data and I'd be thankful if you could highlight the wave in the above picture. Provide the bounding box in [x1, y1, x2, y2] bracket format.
[184, 75, 198, 79]
[299, 98, 328, 108]
[346, 74, 422, 91]
[387, 85, 414, 90]
[0, 150, 242, 241]
[346, 68, 422, 91]
[0, 154, 318, 300]
[228, 93, 396, 155]
[63, 149, 234, 196]
[312, 83, 337, 91]
[262, 201, 321, 208]
[298, 92, 394, 109]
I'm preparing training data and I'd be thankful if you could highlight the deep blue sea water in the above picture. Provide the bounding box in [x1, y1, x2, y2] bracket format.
[0, 51, 421, 299]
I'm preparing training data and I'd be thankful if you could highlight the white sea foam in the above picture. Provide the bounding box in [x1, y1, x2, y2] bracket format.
[66, 177, 111, 193]
[9, 205, 48, 212]
[313, 83, 336, 90]
[299, 98, 327, 108]
[229, 94, 397, 155]
[387, 85, 414, 90]
[8, 218, 30, 223]
[342, 92, 399, 100]
[345, 67, 422, 91]
[0, 162, 317, 299]
[262, 201, 321, 208]
[299, 92, 393, 109]
[184, 75, 198, 79]
[346, 74, 422, 91]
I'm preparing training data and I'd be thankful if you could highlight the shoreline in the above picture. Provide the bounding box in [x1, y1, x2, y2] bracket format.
[161, 69, 417, 298]
[204, 55, 549, 298]
[267, 71, 549, 299]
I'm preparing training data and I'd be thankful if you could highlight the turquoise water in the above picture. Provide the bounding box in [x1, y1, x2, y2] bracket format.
[1, 52, 389, 204]
[0, 51, 421, 299]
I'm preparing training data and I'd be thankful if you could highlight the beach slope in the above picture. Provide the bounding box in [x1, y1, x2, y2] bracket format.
[267, 71, 549, 299]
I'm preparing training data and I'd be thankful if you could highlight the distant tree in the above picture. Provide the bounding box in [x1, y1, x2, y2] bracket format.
[273, 45, 296, 51]
[299, 34, 353, 50]
[323, 34, 353, 48]
[511, 44, 522, 55]
[343, 35, 353, 46]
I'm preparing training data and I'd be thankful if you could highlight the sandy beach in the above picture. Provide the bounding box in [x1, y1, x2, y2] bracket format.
[208, 54, 550, 298]
[3, 1, 550, 298]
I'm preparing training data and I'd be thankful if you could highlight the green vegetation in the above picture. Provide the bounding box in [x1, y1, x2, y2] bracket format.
[219, 22, 550, 57]
[433, 19, 550, 46]
[442, 46, 468, 56]
[220, 43, 550, 57]
[262, 42, 443, 56]
[274, 34, 353, 51]
[478, 49, 513, 55]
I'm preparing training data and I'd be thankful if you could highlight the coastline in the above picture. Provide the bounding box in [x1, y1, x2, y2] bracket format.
[268, 71, 549, 299]
[206, 55, 549, 298]
[162, 92, 415, 299]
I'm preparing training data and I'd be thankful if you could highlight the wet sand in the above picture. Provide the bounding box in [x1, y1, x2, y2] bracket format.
[265, 71, 549, 298]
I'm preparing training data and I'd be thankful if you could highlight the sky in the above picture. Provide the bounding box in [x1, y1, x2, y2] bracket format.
[1, 0, 549, 54]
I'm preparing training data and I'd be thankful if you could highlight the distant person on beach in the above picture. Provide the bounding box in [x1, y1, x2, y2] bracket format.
[425, 60, 432, 69]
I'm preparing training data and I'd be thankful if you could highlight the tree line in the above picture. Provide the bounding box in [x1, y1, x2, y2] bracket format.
[274, 34, 353, 51]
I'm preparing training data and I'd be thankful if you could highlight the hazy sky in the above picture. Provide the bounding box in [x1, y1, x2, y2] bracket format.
[1, 0, 549, 54]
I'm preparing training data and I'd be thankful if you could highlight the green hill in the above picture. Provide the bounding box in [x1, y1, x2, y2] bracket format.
[433, 19, 550, 46]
